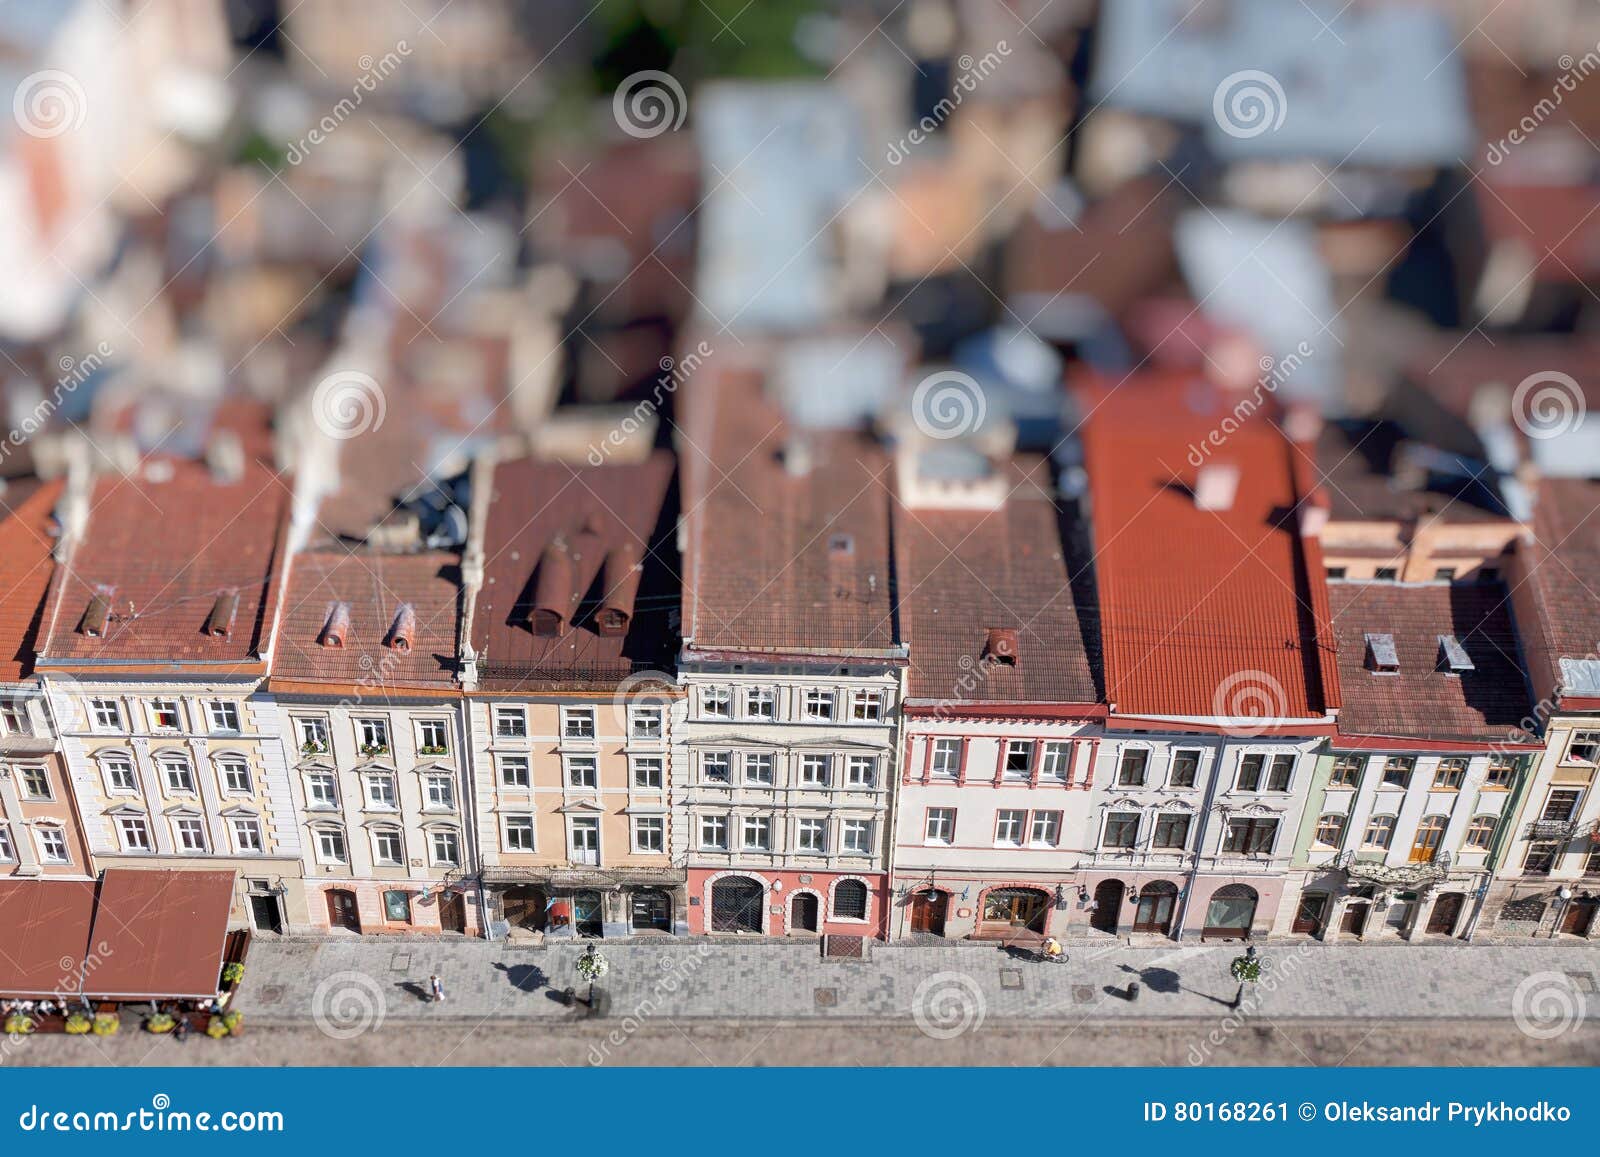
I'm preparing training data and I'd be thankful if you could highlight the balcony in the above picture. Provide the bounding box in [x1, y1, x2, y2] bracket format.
[1526, 818, 1579, 841]
[1337, 849, 1453, 886]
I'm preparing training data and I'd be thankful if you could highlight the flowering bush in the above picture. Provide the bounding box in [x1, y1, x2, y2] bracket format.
[575, 949, 609, 981]
[145, 1013, 175, 1034]
[92, 1013, 120, 1036]
[206, 1019, 229, 1039]
[221, 963, 245, 984]
[64, 1013, 92, 1035]
[1230, 953, 1262, 983]
[5, 1013, 35, 1036]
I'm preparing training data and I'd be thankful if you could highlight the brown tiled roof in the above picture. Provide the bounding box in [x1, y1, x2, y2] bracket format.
[1326, 581, 1537, 744]
[897, 457, 1098, 705]
[680, 366, 899, 658]
[39, 459, 292, 669]
[0, 477, 62, 681]
[1522, 477, 1600, 697]
[470, 452, 678, 691]
[270, 549, 461, 689]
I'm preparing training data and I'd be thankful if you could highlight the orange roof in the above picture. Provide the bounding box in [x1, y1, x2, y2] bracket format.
[0, 478, 62, 681]
[1075, 370, 1339, 722]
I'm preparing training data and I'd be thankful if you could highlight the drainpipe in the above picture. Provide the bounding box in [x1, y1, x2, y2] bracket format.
[1172, 740, 1226, 942]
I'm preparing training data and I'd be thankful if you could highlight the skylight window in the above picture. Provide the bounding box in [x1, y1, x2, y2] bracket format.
[1365, 632, 1399, 673]
[1438, 634, 1474, 674]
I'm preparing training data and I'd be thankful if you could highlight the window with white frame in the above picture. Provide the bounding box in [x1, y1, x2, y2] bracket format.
[1433, 757, 1469, 790]
[498, 755, 530, 788]
[851, 691, 882, 722]
[90, 699, 122, 730]
[1463, 815, 1497, 851]
[630, 706, 663, 740]
[207, 700, 241, 733]
[307, 771, 338, 808]
[995, 809, 1027, 846]
[845, 755, 877, 788]
[118, 815, 153, 852]
[430, 829, 461, 867]
[1102, 812, 1138, 849]
[174, 817, 207, 853]
[0, 826, 12, 861]
[365, 774, 397, 809]
[1003, 740, 1034, 780]
[218, 756, 251, 794]
[632, 756, 665, 789]
[634, 816, 665, 853]
[742, 815, 772, 851]
[150, 700, 181, 730]
[1169, 749, 1201, 788]
[160, 755, 194, 793]
[702, 751, 731, 783]
[1567, 731, 1600, 766]
[832, 880, 868, 920]
[797, 817, 827, 852]
[567, 756, 598, 789]
[925, 807, 956, 844]
[929, 738, 961, 779]
[1266, 754, 1294, 792]
[372, 827, 404, 866]
[0, 701, 29, 735]
[743, 752, 774, 785]
[562, 707, 596, 740]
[494, 706, 527, 738]
[1118, 748, 1149, 787]
[1329, 754, 1363, 788]
[296, 717, 329, 753]
[18, 767, 50, 800]
[804, 689, 835, 721]
[842, 818, 872, 854]
[35, 827, 68, 864]
[1153, 813, 1190, 849]
[699, 814, 728, 850]
[1485, 756, 1516, 788]
[503, 816, 535, 853]
[1381, 756, 1415, 787]
[357, 718, 390, 753]
[799, 754, 831, 787]
[1029, 811, 1061, 846]
[1040, 742, 1072, 781]
[230, 818, 263, 854]
[1235, 753, 1266, 791]
[744, 687, 775, 719]
[417, 719, 449, 754]
[703, 687, 732, 718]
[425, 774, 454, 809]
[1313, 813, 1346, 848]
[1363, 814, 1396, 849]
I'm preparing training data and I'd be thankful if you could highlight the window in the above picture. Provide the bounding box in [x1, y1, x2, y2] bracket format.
[118, 816, 153, 852]
[1326, 566, 1347, 579]
[699, 815, 729, 850]
[1544, 789, 1582, 822]
[102, 754, 136, 793]
[430, 830, 461, 867]
[1381, 756, 1415, 787]
[1485, 756, 1516, 788]
[744, 687, 775, 719]
[743, 753, 774, 785]
[365, 774, 397, 809]
[743, 816, 772, 850]
[1313, 813, 1346, 848]
[0, 701, 29, 735]
[218, 757, 251, 794]
[297, 717, 329, 753]
[1222, 818, 1278, 855]
[150, 700, 181, 730]
[1330, 755, 1363, 788]
[702, 751, 731, 783]
[208, 700, 240, 733]
[36, 828, 68, 864]
[1375, 567, 1398, 581]
[1103, 812, 1139, 849]
[494, 707, 527, 738]
[562, 708, 596, 740]
[633, 756, 665, 789]
[1567, 731, 1600, 765]
[804, 689, 835, 721]
[930, 738, 961, 779]
[634, 817, 665, 853]
[383, 891, 412, 923]
[499, 756, 530, 788]
[357, 718, 390, 753]
[1266, 754, 1294, 792]
[18, 767, 50, 801]
[1235, 754, 1265, 792]
[1040, 742, 1072, 782]
[504, 816, 535, 853]
[831, 880, 869, 921]
[925, 808, 956, 844]
[703, 687, 732, 718]
[1524, 841, 1560, 876]
[845, 755, 877, 788]
[1463, 815, 1497, 851]
[1118, 749, 1149, 787]
[1433, 757, 1468, 790]
[90, 699, 122, 729]
[1169, 749, 1200, 788]
[567, 757, 598, 789]
[843, 819, 873, 853]
[0, 827, 12, 861]
[425, 774, 454, 810]
[230, 818, 262, 853]
[372, 827, 404, 865]
[417, 719, 449, 753]
[851, 691, 882, 722]
[995, 809, 1027, 845]
[1587, 847, 1600, 877]
[1434, 567, 1456, 581]
[1363, 815, 1397, 849]
[1003, 740, 1034, 780]
[799, 754, 831, 787]
[160, 756, 194, 793]
[307, 771, 338, 808]
[1029, 811, 1061, 846]
[797, 818, 826, 852]
[1153, 813, 1191, 849]
[630, 707, 663, 740]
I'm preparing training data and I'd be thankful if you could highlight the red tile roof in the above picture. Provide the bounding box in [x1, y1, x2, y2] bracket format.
[1075, 370, 1339, 721]
[896, 456, 1098, 705]
[0, 477, 62, 681]
[1521, 476, 1600, 699]
[470, 452, 678, 691]
[38, 459, 292, 670]
[270, 548, 462, 689]
[1326, 581, 1537, 745]
[679, 363, 899, 658]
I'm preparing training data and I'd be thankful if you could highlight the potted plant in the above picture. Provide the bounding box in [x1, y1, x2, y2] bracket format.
[64, 1012, 92, 1035]
[145, 1013, 175, 1034]
[418, 744, 448, 756]
[359, 743, 390, 757]
[575, 944, 609, 1009]
[205, 1018, 229, 1039]
[301, 740, 327, 755]
[91, 1012, 119, 1036]
[220, 1010, 243, 1036]
[221, 963, 245, 985]
[4, 1013, 34, 1036]
[1229, 946, 1262, 1009]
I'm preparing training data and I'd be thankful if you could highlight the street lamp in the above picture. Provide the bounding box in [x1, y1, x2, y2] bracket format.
[575, 943, 609, 1008]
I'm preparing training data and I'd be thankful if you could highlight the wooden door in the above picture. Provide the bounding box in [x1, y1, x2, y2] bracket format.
[1091, 880, 1123, 933]
[503, 886, 546, 930]
[1561, 897, 1597, 936]
[1341, 902, 1368, 937]
[1132, 885, 1176, 934]
[1426, 892, 1464, 935]
[326, 889, 360, 932]
[1292, 893, 1328, 936]
[790, 892, 818, 932]
[440, 892, 467, 934]
[250, 894, 283, 934]
[909, 890, 947, 935]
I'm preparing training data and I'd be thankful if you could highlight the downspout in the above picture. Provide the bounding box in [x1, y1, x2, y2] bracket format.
[1464, 752, 1533, 941]
[456, 453, 493, 940]
[1173, 738, 1226, 942]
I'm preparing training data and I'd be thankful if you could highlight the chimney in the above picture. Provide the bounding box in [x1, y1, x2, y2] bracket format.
[1194, 463, 1240, 511]
[79, 589, 113, 637]
[531, 538, 574, 636]
[982, 627, 1019, 667]
[596, 544, 642, 637]
[206, 431, 245, 485]
[320, 602, 352, 648]
[205, 591, 239, 637]
[386, 603, 416, 652]
[784, 433, 813, 478]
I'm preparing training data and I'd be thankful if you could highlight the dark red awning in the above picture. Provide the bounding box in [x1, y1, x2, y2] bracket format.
[0, 880, 97, 998]
[82, 869, 237, 1001]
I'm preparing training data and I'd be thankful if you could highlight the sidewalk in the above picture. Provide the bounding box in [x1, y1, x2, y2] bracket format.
[236, 936, 1600, 1026]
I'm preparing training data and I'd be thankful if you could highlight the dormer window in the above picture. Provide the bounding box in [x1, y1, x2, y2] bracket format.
[1365, 633, 1399, 674]
[205, 591, 238, 637]
[1437, 635, 1474, 674]
[386, 603, 416, 652]
[320, 603, 352, 648]
[79, 590, 113, 637]
[982, 628, 1019, 667]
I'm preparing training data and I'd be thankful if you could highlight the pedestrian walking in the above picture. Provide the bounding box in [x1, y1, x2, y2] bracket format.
[173, 1014, 189, 1044]
[429, 974, 445, 1004]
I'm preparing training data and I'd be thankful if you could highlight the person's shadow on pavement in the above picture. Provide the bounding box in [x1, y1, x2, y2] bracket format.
[396, 981, 432, 1003]
[493, 962, 548, 994]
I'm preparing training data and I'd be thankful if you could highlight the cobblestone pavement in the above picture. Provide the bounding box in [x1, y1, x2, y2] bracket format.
[233, 936, 1600, 1027]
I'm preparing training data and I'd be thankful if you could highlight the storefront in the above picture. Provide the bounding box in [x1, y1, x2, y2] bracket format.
[483, 869, 687, 938]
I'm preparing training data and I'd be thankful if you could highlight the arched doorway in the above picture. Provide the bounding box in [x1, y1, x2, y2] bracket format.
[1133, 881, 1178, 934]
[790, 892, 818, 933]
[710, 876, 764, 932]
[502, 885, 546, 931]
[631, 889, 671, 932]
[1203, 884, 1258, 940]
[1091, 880, 1123, 933]
[326, 888, 360, 932]
[909, 889, 947, 936]
[1426, 892, 1464, 936]
[982, 887, 1050, 933]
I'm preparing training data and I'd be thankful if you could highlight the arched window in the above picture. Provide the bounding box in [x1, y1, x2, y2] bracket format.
[1410, 815, 1448, 863]
[156, 752, 194, 793]
[1313, 813, 1345, 848]
[98, 752, 137, 793]
[832, 879, 868, 921]
[1463, 815, 1498, 851]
